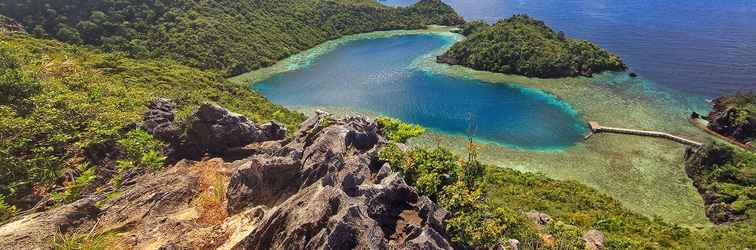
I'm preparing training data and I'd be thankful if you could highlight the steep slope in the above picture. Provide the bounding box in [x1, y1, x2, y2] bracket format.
[1, 0, 464, 75]
[438, 15, 626, 78]
[0, 31, 304, 215]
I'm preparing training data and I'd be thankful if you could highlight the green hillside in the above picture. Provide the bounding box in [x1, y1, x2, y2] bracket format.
[0, 32, 303, 214]
[1, 0, 464, 76]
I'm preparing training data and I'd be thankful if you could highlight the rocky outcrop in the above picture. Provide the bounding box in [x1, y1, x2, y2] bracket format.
[142, 100, 288, 160]
[707, 94, 755, 146]
[142, 98, 182, 142]
[526, 210, 553, 228]
[0, 199, 100, 249]
[582, 229, 605, 250]
[0, 106, 454, 249]
[227, 112, 452, 249]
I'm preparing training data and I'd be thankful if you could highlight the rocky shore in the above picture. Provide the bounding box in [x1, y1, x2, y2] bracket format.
[706, 94, 755, 147]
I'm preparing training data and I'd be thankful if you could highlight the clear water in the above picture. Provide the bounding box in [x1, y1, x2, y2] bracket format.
[382, 0, 756, 98]
[254, 35, 587, 149]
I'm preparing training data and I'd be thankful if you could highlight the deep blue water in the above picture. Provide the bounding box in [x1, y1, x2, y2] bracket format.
[254, 35, 587, 149]
[382, 0, 756, 98]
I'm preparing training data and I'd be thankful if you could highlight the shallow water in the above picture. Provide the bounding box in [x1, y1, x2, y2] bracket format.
[254, 35, 587, 149]
[382, 0, 756, 98]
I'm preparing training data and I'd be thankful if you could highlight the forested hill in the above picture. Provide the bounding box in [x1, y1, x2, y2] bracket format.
[438, 15, 626, 78]
[0, 0, 464, 76]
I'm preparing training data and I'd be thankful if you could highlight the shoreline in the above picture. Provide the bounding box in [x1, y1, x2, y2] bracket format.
[228, 28, 716, 225]
[228, 26, 461, 85]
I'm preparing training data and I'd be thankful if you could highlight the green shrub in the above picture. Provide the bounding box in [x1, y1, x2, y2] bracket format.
[51, 166, 97, 204]
[0, 194, 16, 224]
[376, 116, 426, 143]
[380, 145, 538, 247]
[118, 129, 165, 171]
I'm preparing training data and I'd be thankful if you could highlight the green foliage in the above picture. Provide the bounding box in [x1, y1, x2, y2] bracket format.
[380, 145, 538, 247]
[51, 166, 97, 204]
[0, 33, 304, 207]
[383, 143, 755, 248]
[439, 14, 627, 78]
[709, 92, 755, 143]
[0, 194, 17, 224]
[117, 129, 165, 171]
[376, 116, 426, 143]
[686, 143, 756, 223]
[0, 47, 40, 113]
[1, 0, 463, 76]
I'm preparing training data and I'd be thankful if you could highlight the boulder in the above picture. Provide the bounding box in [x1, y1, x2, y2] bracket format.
[582, 229, 605, 250]
[226, 156, 302, 214]
[186, 103, 262, 154]
[143, 98, 182, 142]
[258, 121, 287, 141]
[141, 100, 289, 159]
[526, 210, 553, 226]
[508, 239, 521, 250]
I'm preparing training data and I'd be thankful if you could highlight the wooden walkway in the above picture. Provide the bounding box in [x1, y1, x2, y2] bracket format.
[585, 121, 703, 147]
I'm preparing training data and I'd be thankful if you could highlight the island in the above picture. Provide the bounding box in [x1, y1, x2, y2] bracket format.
[437, 15, 627, 78]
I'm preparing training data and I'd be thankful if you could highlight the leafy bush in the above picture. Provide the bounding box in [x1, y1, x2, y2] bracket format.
[0, 194, 16, 224]
[380, 144, 538, 247]
[439, 14, 627, 78]
[117, 129, 165, 171]
[376, 116, 426, 143]
[51, 166, 97, 204]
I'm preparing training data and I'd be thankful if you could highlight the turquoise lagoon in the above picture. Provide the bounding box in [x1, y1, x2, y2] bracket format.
[252, 34, 588, 150]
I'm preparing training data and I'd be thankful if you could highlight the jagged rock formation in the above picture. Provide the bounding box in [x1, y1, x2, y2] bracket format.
[0, 104, 453, 249]
[227, 112, 452, 249]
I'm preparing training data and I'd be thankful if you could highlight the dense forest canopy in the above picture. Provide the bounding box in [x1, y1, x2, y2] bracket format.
[0, 0, 464, 76]
[438, 15, 626, 78]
